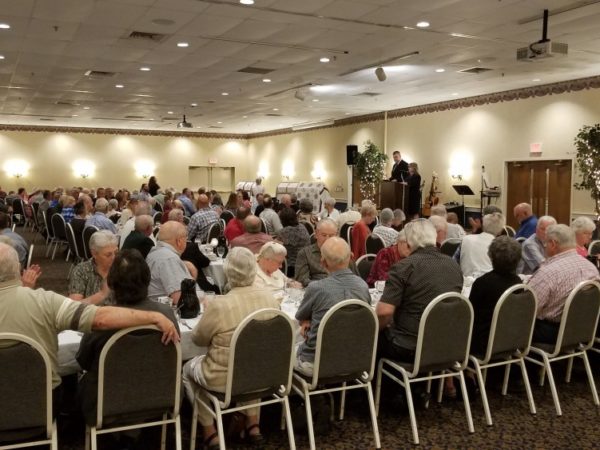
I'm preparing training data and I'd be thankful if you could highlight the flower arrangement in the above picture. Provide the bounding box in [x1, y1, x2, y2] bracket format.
[355, 140, 388, 202]
[574, 124, 600, 214]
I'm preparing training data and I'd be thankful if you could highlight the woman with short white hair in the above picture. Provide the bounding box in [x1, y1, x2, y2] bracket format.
[319, 197, 340, 221]
[571, 216, 596, 257]
[253, 242, 302, 291]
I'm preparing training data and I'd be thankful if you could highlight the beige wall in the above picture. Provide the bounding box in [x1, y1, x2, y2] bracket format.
[1, 87, 598, 215]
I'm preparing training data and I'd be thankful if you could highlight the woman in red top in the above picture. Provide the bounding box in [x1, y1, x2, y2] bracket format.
[366, 230, 410, 287]
[351, 203, 377, 260]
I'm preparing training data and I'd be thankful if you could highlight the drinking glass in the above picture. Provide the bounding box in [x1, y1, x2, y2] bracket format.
[216, 246, 225, 258]
[375, 280, 386, 293]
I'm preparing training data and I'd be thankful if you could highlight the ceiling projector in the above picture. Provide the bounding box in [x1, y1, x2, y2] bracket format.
[516, 9, 568, 61]
[177, 115, 192, 128]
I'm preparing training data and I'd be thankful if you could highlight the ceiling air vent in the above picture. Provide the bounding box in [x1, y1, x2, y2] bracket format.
[127, 30, 168, 42]
[125, 115, 145, 119]
[238, 66, 275, 75]
[162, 117, 179, 121]
[208, 125, 224, 129]
[266, 113, 282, 117]
[39, 118, 55, 121]
[458, 67, 492, 74]
[55, 100, 80, 106]
[354, 92, 381, 97]
[84, 70, 117, 79]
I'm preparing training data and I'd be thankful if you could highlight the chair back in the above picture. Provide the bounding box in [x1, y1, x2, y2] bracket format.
[11, 199, 25, 224]
[183, 216, 190, 226]
[552, 280, 600, 355]
[95, 326, 181, 428]
[339, 222, 353, 243]
[220, 210, 234, 225]
[206, 222, 222, 244]
[43, 210, 55, 240]
[311, 300, 378, 387]
[260, 218, 268, 234]
[355, 254, 376, 281]
[347, 225, 354, 248]
[31, 202, 40, 228]
[0, 333, 53, 439]
[82, 226, 99, 260]
[483, 284, 536, 362]
[588, 240, 600, 256]
[366, 235, 385, 254]
[300, 221, 314, 236]
[413, 293, 473, 375]
[225, 309, 294, 406]
[501, 226, 516, 237]
[154, 202, 163, 213]
[516, 237, 526, 244]
[439, 238, 461, 257]
[65, 223, 81, 260]
[26, 244, 34, 269]
[51, 213, 67, 240]
[153, 212, 162, 225]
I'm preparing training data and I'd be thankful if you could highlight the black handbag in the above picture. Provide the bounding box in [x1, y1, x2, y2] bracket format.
[178, 278, 200, 319]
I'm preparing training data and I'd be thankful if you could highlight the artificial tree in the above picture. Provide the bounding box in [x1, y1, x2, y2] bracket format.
[355, 140, 388, 203]
[574, 123, 600, 215]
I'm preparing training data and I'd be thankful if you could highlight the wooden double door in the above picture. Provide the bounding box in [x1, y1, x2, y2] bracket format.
[505, 160, 571, 229]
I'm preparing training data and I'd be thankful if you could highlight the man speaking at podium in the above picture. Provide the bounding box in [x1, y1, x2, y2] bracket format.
[390, 151, 409, 182]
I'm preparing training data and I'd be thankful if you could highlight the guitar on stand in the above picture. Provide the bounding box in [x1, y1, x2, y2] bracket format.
[422, 172, 440, 217]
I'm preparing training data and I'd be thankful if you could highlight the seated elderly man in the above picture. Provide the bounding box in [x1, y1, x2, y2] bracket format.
[319, 197, 340, 221]
[229, 215, 273, 254]
[458, 212, 505, 278]
[259, 195, 282, 235]
[254, 242, 302, 291]
[0, 242, 178, 402]
[366, 230, 410, 287]
[119, 200, 153, 249]
[0, 212, 28, 267]
[178, 188, 197, 217]
[147, 221, 195, 304]
[430, 205, 465, 239]
[187, 194, 219, 243]
[428, 215, 448, 247]
[514, 202, 538, 239]
[85, 197, 117, 233]
[295, 218, 338, 287]
[372, 208, 399, 248]
[521, 215, 557, 274]
[571, 216, 596, 257]
[224, 206, 250, 243]
[295, 237, 371, 375]
[183, 247, 279, 447]
[376, 219, 463, 362]
[121, 214, 155, 258]
[528, 224, 600, 344]
[69, 231, 118, 305]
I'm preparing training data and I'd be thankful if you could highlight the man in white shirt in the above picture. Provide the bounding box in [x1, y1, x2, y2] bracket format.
[458, 212, 505, 278]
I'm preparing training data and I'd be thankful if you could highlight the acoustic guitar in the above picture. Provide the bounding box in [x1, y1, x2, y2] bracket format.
[422, 172, 440, 217]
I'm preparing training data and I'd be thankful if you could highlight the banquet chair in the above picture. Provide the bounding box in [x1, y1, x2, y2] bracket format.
[30, 202, 42, 237]
[588, 239, 600, 256]
[154, 202, 163, 213]
[85, 326, 182, 450]
[467, 284, 537, 426]
[50, 214, 69, 261]
[220, 210, 234, 225]
[300, 221, 314, 236]
[43, 211, 55, 256]
[183, 216, 190, 226]
[10, 198, 26, 227]
[440, 238, 461, 257]
[190, 309, 296, 450]
[65, 223, 84, 278]
[292, 300, 380, 450]
[366, 235, 385, 255]
[82, 226, 99, 260]
[205, 222, 222, 244]
[525, 280, 600, 416]
[153, 212, 162, 225]
[0, 333, 57, 450]
[375, 293, 474, 445]
[339, 222, 354, 243]
[501, 226, 516, 237]
[355, 254, 376, 282]
[26, 244, 34, 270]
[260, 218, 268, 234]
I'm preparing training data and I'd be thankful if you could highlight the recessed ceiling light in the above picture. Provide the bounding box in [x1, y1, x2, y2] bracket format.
[240, 0, 254, 4]
[320, 57, 330, 63]
[532, 78, 541, 82]
[416, 21, 430, 28]
[72, 114, 78, 117]
[243, 115, 248, 119]
[262, 78, 271, 83]
[167, 111, 173, 114]
[273, 108, 279, 111]
[345, 112, 351, 115]
[140, 67, 151, 71]
[435, 68, 445, 73]
[115, 84, 124, 88]
[221, 92, 229, 96]
[0, 23, 10, 29]
[452, 92, 459, 96]
[217, 121, 223, 124]
[177, 42, 189, 48]
[312, 99, 319, 102]
[0, 55, 4, 60]
[83, 106, 90, 110]
[196, 126, 202, 129]
[190, 103, 198, 107]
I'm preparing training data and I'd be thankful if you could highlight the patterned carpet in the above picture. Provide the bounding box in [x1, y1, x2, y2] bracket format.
[16, 227, 600, 449]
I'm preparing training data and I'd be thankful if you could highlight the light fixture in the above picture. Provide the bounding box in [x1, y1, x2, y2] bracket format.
[532, 78, 541, 82]
[273, 108, 279, 111]
[177, 114, 192, 128]
[72, 160, 95, 179]
[0, 23, 10, 29]
[243, 115, 248, 118]
[83, 106, 90, 110]
[375, 66, 387, 81]
[435, 68, 445, 73]
[281, 160, 295, 180]
[217, 121, 223, 124]
[240, 0, 254, 4]
[451, 174, 463, 181]
[72, 114, 78, 117]
[167, 111, 173, 114]
[262, 78, 271, 83]
[0, 55, 4, 60]
[311, 161, 326, 181]
[452, 92, 459, 96]
[312, 99, 319, 102]
[221, 92, 229, 96]
[3, 159, 29, 178]
[177, 42, 189, 47]
[294, 90, 305, 101]
[115, 84, 124, 88]
[416, 21, 430, 28]
[292, 119, 335, 131]
[190, 102, 198, 107]
[140, 66, 151, 71]
[320, 57, 330, 63]
[135, 160, 156, 178]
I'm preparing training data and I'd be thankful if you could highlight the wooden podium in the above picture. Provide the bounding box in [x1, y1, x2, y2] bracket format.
[379, 181, 409, 211]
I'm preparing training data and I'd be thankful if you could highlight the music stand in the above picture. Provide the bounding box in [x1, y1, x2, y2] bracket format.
[452, 185, 475, 226]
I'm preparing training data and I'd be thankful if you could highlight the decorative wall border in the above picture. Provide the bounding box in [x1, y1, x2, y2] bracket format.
[1, 74, 599, 140]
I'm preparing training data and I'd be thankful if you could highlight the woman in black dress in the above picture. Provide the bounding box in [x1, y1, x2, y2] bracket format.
[148, 176, 160, 196]
[403, 162, 422, 220]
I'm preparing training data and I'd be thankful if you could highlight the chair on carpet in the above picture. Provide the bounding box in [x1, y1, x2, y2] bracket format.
[339, 222, 354, 243]
[220, 210, 234, 225]
[440, 238, 461, 257]
[366, 235, 385, 255]
[355, 254, 376, 282]
[50, 214, 69, 261]
[82, 226, 99, 260]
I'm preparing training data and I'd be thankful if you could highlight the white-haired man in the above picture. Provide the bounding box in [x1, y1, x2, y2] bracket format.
[119, 200, 154, 249]
[372, 208, 399, 247]
[428, 215, 448, 247]
[514, 202, 537, 239]
[520, 215, 557, 274]
[528, 224, 600, 343]
[294, 219, 339, 286]
[430, 204, 465, 239]
[121, 214, 155, 259]
[295, 237, 371, 374]
[458, 212, 505, 278]
[85, 197, 117, 233]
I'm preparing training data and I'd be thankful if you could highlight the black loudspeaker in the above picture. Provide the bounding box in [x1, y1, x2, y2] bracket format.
[346, 145, 358, 165]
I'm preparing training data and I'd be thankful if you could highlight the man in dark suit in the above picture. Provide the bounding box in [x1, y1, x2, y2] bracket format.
[390, 151, 409, 182]
[121, 214, 155, 258]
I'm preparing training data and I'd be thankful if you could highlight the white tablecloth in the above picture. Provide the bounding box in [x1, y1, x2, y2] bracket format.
[203, 259, 226, 292]
[58, 317, 206, 376]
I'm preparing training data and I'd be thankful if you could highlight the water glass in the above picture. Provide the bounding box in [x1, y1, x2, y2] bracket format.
[216, 246, 225, 258]
[375, 280, 386, 293]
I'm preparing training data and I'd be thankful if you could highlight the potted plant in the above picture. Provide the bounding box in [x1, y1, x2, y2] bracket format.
[574, 124, 600, 214]
[355, 140, 388, 203]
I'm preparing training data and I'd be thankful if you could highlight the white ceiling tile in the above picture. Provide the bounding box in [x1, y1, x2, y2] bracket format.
[32, 0, 95, 23]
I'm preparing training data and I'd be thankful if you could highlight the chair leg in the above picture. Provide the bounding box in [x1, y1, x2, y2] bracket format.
[565, 356, 574, 383]
[175, 415, 182, 450]
[582, 351, 600, 406]
[51, 241, 58, 260]
[304, 391, 317, 450]
[539, 365, 546, 387]
[519, 358, 537, 415]
[366, 382, 382, 450]
[91, 427, 98, 450]
[283, 396, 296, 450]
[374, 360, 384, 415]
[501, 364, 511, 396]
[473, 361, 493, 426]
[404, 378, 420, 445]
[161, 413, 167, 450]
[214, 403, 226, 450]
[458, 371, 475, 433]
[51, 421, 58, 450]
[85, 426, 90, 450]
[190, 402, 198, 450]
[437, 372, 444, 403]
[542, 354, 562, 416]
[339, 382, 347, 420]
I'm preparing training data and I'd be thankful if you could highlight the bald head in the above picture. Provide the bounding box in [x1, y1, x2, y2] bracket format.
[513, 203, 533, 223]
[134, 215, 154, 235]
[280, 194, 291, 207]
[158, 221, 187, 251]
[244, 215, 262, 234]
[320, 237, 351, 271]
[197, 194, 209, 209]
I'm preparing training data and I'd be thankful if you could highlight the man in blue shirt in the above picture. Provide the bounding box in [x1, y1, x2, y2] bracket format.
[513, 203, 538, 239]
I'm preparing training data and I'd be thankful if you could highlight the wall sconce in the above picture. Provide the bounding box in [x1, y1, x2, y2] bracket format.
[72, 159, 96, 180]
[281, 160, 295, 181]
[311, 161, 326, 181]
[134, 160, 156, 179]
[257, 161, 270, 180]
[3, 159, 30, 179]
[449, 151, 473, 182]
[451, 173, 463, 181]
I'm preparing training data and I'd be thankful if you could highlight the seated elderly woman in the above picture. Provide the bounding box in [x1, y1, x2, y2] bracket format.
[318, 197, 340, 221]
[350, 203, 377, 260]
[571, 216, 596, 257]
[254, 241, 302, 291]
[183, 247, 280, 448]
[372, 208, 399, 247]
[68, 230, 118, 304]
[277, 207, 310, 277]
[297, 198, 318, 226]
[76, 249, 179, 425]
[366, 230, 410, 287]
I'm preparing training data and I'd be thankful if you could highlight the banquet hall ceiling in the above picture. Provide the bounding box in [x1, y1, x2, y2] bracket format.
[1, 0, 600, 134]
